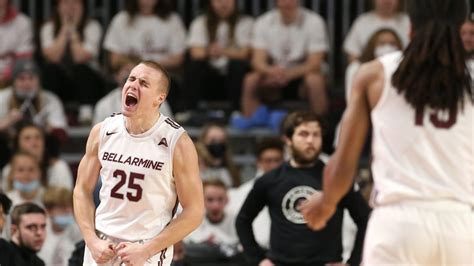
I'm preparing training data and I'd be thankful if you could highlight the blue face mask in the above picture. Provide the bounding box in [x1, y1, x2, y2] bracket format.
[13, 180, 40, 193]
[52, 214, 75, 230]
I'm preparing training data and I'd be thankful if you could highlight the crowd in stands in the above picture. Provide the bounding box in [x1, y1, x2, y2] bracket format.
[0, 0, 472, 265]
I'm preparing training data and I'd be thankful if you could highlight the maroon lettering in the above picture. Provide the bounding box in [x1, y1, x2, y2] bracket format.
[415, 108, 457, 129]
[109, 169, 144, 202]
[117, 154, 124, 163]
[131, 158, 139, 166]
[102, 152, 109, 161]
[111, 153, 118, 162]
[156, 162, 164, 171]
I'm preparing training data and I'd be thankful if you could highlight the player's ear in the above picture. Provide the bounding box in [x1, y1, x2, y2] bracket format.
[153, 92, 166, 107]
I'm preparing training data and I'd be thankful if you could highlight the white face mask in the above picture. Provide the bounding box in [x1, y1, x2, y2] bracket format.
[374, 44, 399, 57]
[15, 90, 37, 100]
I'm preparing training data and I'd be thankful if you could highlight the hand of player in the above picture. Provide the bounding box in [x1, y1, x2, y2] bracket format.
[89, 238, 116, 264]
[115, 241, 150, 266]
[259, 258, 275, 266]
[300, 192, 337, 230]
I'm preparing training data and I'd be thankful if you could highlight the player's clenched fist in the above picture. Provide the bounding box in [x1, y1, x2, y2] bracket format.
[90, 239, 116, 264]
[115, 242, 151, 266]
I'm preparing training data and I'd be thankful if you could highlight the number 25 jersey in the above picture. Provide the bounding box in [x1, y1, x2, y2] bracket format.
[95, 114, 185, 241]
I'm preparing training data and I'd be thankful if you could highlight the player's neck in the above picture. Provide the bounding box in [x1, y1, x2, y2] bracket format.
[125, 112, 161, 135]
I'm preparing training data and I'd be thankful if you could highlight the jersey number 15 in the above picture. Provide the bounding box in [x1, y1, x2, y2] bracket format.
[415, 107, 456, 129]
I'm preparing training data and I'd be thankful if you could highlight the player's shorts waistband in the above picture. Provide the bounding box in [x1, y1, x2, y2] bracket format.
[96, 230, 152, 244]
[384, 199, 473, 212]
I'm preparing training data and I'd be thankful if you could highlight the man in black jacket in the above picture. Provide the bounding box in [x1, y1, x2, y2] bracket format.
[236, 111, 370, 266]
[9, 202, 47, 266]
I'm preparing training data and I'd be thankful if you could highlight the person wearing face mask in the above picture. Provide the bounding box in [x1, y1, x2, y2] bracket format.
[345, 28, 402, 102]
[195, 123, 240, 187]
[5, 151, 45, 207]
[38, 186, 82, 266]
[0, 59, 67, 134]
[2, 122, 73, 191]
[334, 29, 403, 182]
[343, 0, 409, 62]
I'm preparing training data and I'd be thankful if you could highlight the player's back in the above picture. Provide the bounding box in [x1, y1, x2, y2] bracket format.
[370, 51, 474, 207]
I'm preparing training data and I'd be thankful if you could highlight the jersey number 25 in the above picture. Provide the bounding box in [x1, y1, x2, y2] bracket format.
[110, 169, 144, 202]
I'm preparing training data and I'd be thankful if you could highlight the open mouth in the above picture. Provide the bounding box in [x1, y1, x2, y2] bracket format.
[125, 93, 138, 107]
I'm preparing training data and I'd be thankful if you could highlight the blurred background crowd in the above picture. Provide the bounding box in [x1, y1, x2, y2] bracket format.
[0, 0, 472, 265]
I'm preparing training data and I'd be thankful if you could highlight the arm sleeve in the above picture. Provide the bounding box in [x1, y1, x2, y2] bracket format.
[251, 17, 267, 50]
[235, 17, 254, 47]
[343, 16, 364, 56]
[235, 178, 268, 262]
[47, 160, 73, 189]
[45, 92, 68, 129]
[307, 15, 329, 53]
[103, 13, 126, 54]
[187, 16, 208, 47]
[340, 184, 371, 266]
[83, 20, 103, 58]
[40, 22, 54, 49]
[169, 14, 186, 55]
[15, 16, 33, 54]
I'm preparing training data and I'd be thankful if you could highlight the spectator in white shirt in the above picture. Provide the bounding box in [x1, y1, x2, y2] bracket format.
[5, 151, 45, 208]
[185, 0, 253, 110]
[40, 0, 104, 105]
[183, 180, 241, 262]
[0, 59, 68, 136]
[0, 0, 33, 88]
[3, 122, 73, 190]
[343, 0, 409, 62]
[241, 0, 329, 117]
[103, 0, 186, 111]
[38, 186, 82, 266]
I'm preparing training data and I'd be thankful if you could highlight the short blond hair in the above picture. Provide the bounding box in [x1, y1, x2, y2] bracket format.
[42, 186, 73, 209]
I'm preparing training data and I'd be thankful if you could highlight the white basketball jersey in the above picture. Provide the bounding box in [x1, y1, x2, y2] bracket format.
[371, 51, 474, 207]
[95, 114, 185, 241]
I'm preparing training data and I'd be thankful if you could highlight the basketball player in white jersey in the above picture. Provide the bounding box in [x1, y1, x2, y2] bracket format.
[302, 0, 473, 264]
[73, 61, 204, 265]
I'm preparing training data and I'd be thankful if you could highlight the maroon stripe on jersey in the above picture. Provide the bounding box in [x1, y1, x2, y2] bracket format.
[165, 118, 180, 129]
[171, 197, 179, 218]
[157, 247, 167, 266]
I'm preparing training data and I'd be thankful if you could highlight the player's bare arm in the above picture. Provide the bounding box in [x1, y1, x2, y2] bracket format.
[123, 133, 204, 261]
[301, 60, 383, 230]
[73, 122, 116, 263]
